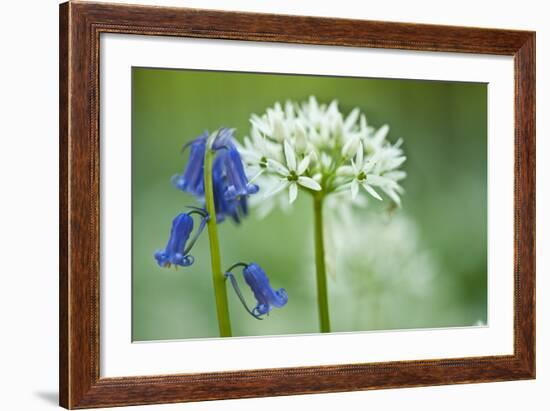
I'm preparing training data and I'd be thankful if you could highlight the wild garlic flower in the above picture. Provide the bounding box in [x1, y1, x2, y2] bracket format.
[239, 97, 407, 215]
[265, 141, 321, 203]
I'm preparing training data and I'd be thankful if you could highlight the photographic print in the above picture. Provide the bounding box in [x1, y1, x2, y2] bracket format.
[60, 5, 535, 406]
[132, 68, 487, 341]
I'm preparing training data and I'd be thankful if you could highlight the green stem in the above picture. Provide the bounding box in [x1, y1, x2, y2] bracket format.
[204, 140, 232, 337]
[313, 193, 331, 333]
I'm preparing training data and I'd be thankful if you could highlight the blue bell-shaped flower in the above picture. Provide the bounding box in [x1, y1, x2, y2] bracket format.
[154, 211, 207, 268]
[225, 262, 288, 319]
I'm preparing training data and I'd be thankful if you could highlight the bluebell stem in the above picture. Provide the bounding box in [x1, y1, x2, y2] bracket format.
[154, 210, 208, 268]
[225, 262, 288, 318]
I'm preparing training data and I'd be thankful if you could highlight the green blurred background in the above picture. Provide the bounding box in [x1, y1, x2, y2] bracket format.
[132, 67, 487, 341]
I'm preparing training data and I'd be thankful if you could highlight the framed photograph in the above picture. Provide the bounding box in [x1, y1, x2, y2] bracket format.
[59, 1, 535, 408]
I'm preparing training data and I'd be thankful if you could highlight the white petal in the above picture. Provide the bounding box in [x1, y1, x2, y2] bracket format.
[250, 114, 271, 136]
[298, 176, 322, 191]
[351, 179, 359, 199]
[309, 127, 321, 145]
[394, 138, 403, 148]
[272, 116, 287, 142]
[344, 107, 360, 130]
[273, 102, 283, 113]
[297, 155, 310, 175]
[360, 114, 368, 131]
[341, 135, 360, 158]
[284, 100, 295, 119]
[383, 187, 402, 206]
[350, 158, 358, 174]
[384, 170, 407, 181]
[355, 141, 364, 167]
[332, 114, 344, 139]
[248, 168, 265, 184]
[238, 147, 261, 163]
[366, 174, 395, 188]
[327, 100, 339, 114]
[264, 139, 284, 161]
[232, 138, 246, 152]
[319, 119, 330, 141]
[336, 165, 355, 176]
[294, 122, 308, 152]
[250, 127, 263, 142]
[284, 140, 297, 171]
[386, 156, 407, 170]
[373, 124, 390, 143]
[242, 136, 257, 153]
[289, 183, 298, 203]
[332, 182, 351, 194]
[267, 159, 289, 176]
[264, 180, 289, 199]
[363, 154, 379, 173]
[362, 183, 383, 201]
[321, 152, 332, 169]
[395, 183, 405, 194]
[308, 96, 319, 115]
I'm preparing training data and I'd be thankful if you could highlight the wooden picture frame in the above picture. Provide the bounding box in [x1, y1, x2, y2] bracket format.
[59, 1, 535, 408]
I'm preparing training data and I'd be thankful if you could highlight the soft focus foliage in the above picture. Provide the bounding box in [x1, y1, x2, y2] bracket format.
[326, 209, 439, 331]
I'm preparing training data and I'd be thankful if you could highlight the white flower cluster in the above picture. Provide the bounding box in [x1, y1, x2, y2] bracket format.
[238, 96, 406, 215]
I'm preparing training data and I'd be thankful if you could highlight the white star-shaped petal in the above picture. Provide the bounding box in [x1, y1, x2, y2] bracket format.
[264, 140, 321, 204]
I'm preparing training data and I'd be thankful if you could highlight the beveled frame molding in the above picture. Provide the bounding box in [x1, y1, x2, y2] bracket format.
[59, 1, 535, 408]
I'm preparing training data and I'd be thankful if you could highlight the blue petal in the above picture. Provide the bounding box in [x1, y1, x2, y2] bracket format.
[243, 263, 288, 315]
[223, 147, 259, 200]
[238, 195, 249, 217]
[225, 271, 263, 320]
[211, 127, 236, 151]
[174, 134, 207, 196]
[154, 213, 197, 268]
[173, 128, 258, 225]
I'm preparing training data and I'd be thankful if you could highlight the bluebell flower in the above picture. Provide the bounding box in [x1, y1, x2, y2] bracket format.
[212, 130, 258, 221]
[172, 132, 208, 196]
[207, 149, 254, 223]
[154, 211, 207, 268]
[174, 128, 258, 224]
[221, 147, 259, 200]
[244, 263, 288, 316]
[225, 262, 288, 319]
[211, 127, 236, 151]
[238, 195, 249, 217]
[211, 154, 241, 223]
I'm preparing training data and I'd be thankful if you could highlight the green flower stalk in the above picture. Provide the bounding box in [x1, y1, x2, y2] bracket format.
[203, 133, 232, 337]
[313, 192, 330, 332]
